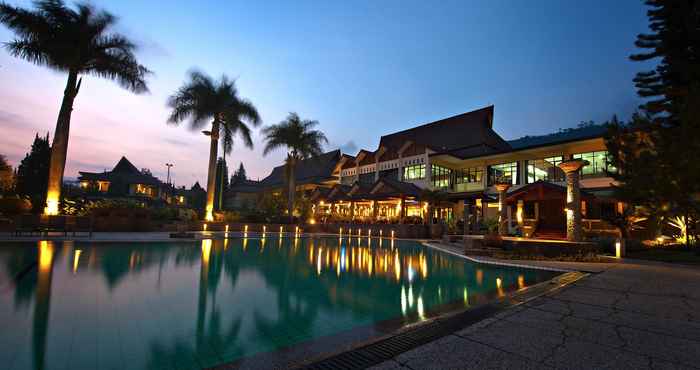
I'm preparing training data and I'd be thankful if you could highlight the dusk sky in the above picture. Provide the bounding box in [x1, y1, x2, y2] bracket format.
[0, 0, 652, 187]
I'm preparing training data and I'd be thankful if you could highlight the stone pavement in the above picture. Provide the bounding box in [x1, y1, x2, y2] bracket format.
[370, 260, 700, 370]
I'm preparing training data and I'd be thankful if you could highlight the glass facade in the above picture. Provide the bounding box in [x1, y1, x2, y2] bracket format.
[403, 164, 425, 180]
[455, 167, 483, 184]
[572, 151, 616, 177]
[526, 156, 564, 183]
[431, 164, 451, 188]
[488, 162, 519, 185]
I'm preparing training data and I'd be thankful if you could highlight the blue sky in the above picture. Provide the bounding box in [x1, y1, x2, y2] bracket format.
[0, 0, 652, 186]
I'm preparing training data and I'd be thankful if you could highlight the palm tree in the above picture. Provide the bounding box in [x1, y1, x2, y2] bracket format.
[167, 70, 261, 221]
[262, 113, 327, 223]
[0, 0, 151, 215]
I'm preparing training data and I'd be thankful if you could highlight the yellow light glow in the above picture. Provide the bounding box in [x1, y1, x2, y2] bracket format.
[309, 218, 316, 225]
[38, 241, 54, 271]
[320, 200, 325, 206]
[496, 277, 504, 297]
[201, 239, 212, 265]
[518, 275, 525, 289]
[516, 208, 523, 223]
[203, 223, 208, 231]
[44, 193, 59, 215]
[280, 226, 283, 234]
[73, 249, 81, 273]
[615, 241, 622, 258]
[225, 224, 230, 233]
[244, 225, 248, 232]
[391, 230, 395, 239]
[204, 207, 214, 222]
[339, 227, 343, 235]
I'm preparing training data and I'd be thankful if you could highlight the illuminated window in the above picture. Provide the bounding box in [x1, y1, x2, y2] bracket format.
[135, 184, 152, 196]
[403, 164, 425, 180]
[97, 181, 110, 192]
[80, 181, 89, 189]
[526, 156, 564, 183]
[455, 167, 483, 184]
[431, 164, 451, 188]
[572, 151, 616, 177]
[488, 162, 519, 185]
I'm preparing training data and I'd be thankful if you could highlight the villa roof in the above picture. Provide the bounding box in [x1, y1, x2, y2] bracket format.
[508, 124, 608, 150]
[260, 150, 341, 189]
[378, 106, 512, 156]
[229, 178, 262, 193]
[370, 177, 422, 199]
[78, 156, 164, 186]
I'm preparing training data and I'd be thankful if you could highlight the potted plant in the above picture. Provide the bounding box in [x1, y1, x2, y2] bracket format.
[481, 217, 503, 248]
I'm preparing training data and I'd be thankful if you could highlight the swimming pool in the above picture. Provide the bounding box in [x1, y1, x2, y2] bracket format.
[0, 237, 559, 369]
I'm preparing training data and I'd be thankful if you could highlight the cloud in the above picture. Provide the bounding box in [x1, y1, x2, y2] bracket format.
[336, 140, 358, 154]
[0, 109, 36, 130]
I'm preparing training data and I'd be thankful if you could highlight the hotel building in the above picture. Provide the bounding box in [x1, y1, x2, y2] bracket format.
[311, 106, 619, 239]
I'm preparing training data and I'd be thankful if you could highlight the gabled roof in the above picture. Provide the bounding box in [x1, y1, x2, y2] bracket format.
[111, 156, 141, 174]
[260, 150, 341, 188]
[229, 178, 262, 193]
[78, 156, 164, 186]
[378, 106, 511, 155]
[370, 177, 422, 198]
[508, 124, 607, 150]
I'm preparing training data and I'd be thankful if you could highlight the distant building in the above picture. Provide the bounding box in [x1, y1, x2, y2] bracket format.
[77, 156, 203, 207]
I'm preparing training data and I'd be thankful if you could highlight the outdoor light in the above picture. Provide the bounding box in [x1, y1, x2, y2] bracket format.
[615, 241, 622, 258]
[391, 230, 395, 239]
[45, 192, 60, 215]
[280, 226, 284, 234]
[203, 223, 208, 231]
[244, 225, 248, 233]
[225, 224, 230, 233]
[263, 225, 267, 235]
[339, 227, 343, 235]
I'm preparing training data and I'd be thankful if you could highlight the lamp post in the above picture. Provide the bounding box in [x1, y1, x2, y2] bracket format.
[165, 163, 174, 185]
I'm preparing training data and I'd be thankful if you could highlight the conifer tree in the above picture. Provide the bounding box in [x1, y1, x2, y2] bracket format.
[15, 133, 51, 212]
[606, 0, 700, 244]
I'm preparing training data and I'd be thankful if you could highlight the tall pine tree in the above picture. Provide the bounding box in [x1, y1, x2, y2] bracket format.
[606, 0, 700, 244]
[231, 162, 247, 184]
[15, 133, 51, 213]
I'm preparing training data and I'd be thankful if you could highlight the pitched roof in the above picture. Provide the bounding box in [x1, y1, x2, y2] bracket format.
[378, 106, 511, 155]
[508, 124, 607, 150]
[229, 178, 262, 193]
[370, 177, 422, 198]
[78, 156, 164, 186]
[260, 150, 341, 188]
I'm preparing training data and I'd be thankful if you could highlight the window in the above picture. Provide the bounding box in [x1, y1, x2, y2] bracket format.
[431, 164, 451, 188]
[572, 151, 616, 177]
[526, 156, 564, 183]
[488, 162, 519, 185]
[403, 164, 425, 180]
[455, 167, 483, 184]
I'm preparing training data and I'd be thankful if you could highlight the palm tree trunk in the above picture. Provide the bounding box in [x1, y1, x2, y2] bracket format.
[45, 71, 80, 215]
[287, 157, 296, 224]
[204, 119, 220, 221]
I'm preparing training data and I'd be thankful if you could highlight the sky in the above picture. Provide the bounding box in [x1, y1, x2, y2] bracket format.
[0, 0, 653, 187]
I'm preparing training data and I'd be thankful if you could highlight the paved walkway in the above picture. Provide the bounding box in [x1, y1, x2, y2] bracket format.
[370, 258, 700, 370]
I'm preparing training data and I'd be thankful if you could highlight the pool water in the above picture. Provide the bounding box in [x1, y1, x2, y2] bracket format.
[0, 237, 558, 370]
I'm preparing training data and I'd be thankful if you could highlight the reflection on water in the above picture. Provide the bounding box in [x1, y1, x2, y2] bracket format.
[0, 237, 557, 370]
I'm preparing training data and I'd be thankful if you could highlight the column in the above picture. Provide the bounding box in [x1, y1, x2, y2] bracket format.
[463, 201, 470, 235]
[494, 183, 511, 236]
[375, 158, 380, 182]
[558, 159, 589, 242]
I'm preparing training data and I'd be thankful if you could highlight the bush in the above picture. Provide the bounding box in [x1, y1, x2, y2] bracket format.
[0, 196, 32, 216]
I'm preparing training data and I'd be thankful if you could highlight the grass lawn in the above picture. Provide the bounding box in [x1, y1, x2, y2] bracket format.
[627, 247, 700, 264]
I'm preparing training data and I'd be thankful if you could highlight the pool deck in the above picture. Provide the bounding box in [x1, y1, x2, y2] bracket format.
[369, 242, 700, 370]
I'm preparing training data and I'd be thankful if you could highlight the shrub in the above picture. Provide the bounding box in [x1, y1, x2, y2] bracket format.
[0, 196, 32, 216]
